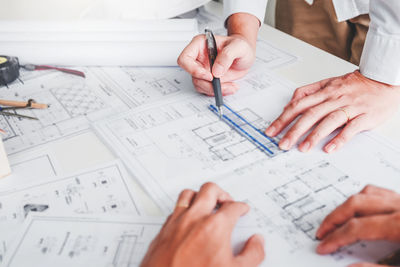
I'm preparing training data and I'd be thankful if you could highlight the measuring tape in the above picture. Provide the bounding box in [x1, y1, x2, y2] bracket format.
[0, 56, 20, 87]
[0, 55, 86, 87]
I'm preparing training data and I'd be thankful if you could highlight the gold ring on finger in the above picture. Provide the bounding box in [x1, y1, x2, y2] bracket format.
[338, 108, 350, 123]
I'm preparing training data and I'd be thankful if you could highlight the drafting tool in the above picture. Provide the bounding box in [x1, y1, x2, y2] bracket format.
[0, 99, 48, 120]
[205, 29, 224, 118]
[209, 104, 281, 157]
[0, 55, 85, 87]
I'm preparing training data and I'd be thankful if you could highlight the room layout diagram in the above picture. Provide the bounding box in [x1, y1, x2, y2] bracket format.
[0, 161, 141, 262]
[94, 83, 291, 212]
[193, 107, 282, 161]
[3, 215, 163, 267]
[216, 154, 400, 266]
[0, 69, 129, 155]
[266, 161, 351, 241]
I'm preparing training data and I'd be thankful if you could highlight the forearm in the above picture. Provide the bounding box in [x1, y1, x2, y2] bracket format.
[226, 13, 260, 49]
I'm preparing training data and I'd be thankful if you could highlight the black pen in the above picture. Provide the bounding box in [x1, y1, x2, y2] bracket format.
[205, 29, 224, 119]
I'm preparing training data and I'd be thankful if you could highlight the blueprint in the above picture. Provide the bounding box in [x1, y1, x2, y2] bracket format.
[0, 160, 142, 262]
[3, 214, 264, 267]
[215, 135, 400, 266]
[0, 66, 194, 155]
[94, 69, 295, 211]
[92, 33, 400, 264]
[3, 215, 163, 267]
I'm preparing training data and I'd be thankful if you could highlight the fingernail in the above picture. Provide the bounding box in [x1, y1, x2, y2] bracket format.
[213, 63, 225, 77]
[315, 229, 322, 240]
[255, 234, 265, 246]
[325, 143, 337, 153]
[265, 126, 276, 136]
[279, 138, 290, 150]
[316, 243, 328, 254]
[300, 141, 310, 152]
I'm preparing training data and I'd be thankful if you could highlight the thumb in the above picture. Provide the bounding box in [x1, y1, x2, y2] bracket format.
[212, 42, 244, 78]
[235, 234, 265, 267]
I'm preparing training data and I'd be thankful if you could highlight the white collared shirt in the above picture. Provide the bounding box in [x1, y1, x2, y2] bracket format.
[224, 0, 400, 86]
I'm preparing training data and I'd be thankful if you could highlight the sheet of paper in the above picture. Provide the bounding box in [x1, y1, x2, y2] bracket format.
[215, 137, 400, 266]
[3, 214, 263, 266]
[94, 69, 296, 212]
[94, 56, 400, 265]
[0, 20, 198, 66]
[0, 69, 127, 155]
[0, 159, 143, 262]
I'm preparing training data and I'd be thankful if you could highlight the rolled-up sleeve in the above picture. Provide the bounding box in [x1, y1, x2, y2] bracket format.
[223, 0, 268, 26]
[359, 0, 400, 85]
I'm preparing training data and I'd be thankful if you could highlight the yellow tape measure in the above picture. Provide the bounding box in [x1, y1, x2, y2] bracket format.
[0, 57, 8, 65]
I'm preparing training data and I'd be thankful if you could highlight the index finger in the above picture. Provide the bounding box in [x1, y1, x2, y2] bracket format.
[316, 194, 400, 240]
[177, 35, 213, 81]
[317, 214, 394, 255]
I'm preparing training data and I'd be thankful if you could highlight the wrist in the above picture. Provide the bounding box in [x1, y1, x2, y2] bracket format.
[226, 13, 259, 49]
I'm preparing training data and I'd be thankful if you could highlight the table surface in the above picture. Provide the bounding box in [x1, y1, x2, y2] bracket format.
[7, 1, 400, 216]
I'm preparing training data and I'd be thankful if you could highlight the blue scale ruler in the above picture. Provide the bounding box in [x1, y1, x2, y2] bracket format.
[209, 104, 282, 157]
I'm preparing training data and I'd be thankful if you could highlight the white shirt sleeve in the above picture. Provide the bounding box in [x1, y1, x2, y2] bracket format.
[359, 0, 400, 85]
[223, 0, 268, 26]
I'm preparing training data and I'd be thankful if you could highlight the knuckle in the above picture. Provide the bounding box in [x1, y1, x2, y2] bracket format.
[346, 195, 360, 208]
[177, 55, 183, 66]
[327, 112, 342, 122]
[308, 131, 323, 143]
[294, 87, 304, 95]
[346, 218, 360, 231]
[285, 100, 299, 111]
[193, 34, 205, 42]
[361, 185, 376, 194]
[179, 189, 193, 198]
[305, 107, 319, 118]
[201, 182, 218, 192]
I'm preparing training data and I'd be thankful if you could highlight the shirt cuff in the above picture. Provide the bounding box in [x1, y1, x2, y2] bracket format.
[359, 27, 400, 86]
[223, 0, 268, 27]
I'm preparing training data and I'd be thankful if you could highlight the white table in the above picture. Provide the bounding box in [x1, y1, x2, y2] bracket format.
[5, 1, 400, 216]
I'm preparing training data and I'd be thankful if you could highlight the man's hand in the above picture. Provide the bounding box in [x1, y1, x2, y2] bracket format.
[140, 182, 265, 267]
[265, 71, 400, 153]
[316, 185, 400, 266]
[178, 13, 260, 96]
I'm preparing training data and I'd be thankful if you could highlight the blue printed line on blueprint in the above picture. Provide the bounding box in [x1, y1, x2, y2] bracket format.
[209, 104, 280, 156]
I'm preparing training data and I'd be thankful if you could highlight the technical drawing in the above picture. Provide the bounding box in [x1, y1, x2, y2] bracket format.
[267, 161, 350, 240]
[0, 161, 141, 263]
[0, 69, 129, 154]
[193, 108, 282, 161]
[3, 216, 164, 267]
[50, 83, 107, 117]
[0, 117, 17, 141]
[112, 230, 149, 267]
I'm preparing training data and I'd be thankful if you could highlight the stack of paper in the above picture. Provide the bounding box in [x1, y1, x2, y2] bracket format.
[0, 20, 198, 66]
